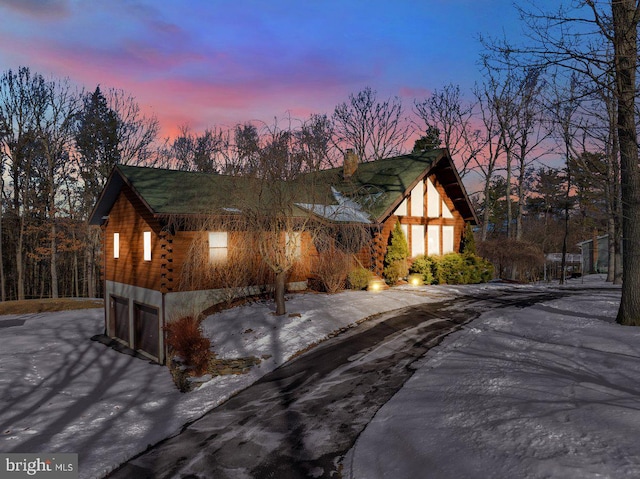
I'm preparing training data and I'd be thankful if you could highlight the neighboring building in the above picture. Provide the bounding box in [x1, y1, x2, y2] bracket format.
[578, 234, 610, 274]
[89, 148, 476, 362]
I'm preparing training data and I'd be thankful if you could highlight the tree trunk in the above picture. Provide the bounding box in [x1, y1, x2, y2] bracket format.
[613, 0, 640, 324]
[0, 187, 5, 302]
[607, 216, 615, 280]
[16, 216, 25, 301]
[50, 220, 59, 298]
[505, 149, 512, 238]
[274, 270, 287, 316]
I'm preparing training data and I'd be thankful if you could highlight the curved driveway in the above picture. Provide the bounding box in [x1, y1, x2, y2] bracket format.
[108, 289, 571, 479]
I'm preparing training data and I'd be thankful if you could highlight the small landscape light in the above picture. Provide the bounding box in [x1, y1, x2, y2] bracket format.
[408, 273, 423, 287]
[367, 278, 385, 292]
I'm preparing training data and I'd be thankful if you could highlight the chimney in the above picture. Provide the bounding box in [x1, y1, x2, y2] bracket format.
[343, 148, 358, 179]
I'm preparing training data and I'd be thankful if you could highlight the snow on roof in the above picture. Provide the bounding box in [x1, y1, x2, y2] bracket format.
[295, 187, 373, 223]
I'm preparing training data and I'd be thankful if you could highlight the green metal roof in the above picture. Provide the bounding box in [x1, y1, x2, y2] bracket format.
[89, 149, 461, 225]
[302, 151, 439, 220]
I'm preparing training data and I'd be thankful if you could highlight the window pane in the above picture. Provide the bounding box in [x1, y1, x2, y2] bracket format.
[427, 178, 440, 218]
[427, 225, 440, 256]
[411, 225, 425, 257]
[208, 232, 228, 262]
[286, 232, 301, 259]
[114, 233, 120, 259]
[410, 182, 424, 217]
[143, 231, 152, 261]
[442, 200, 453, 219]
[208, 232, 228, 248]
[443, 226, 454, 254]
[395, 198, 408, 216]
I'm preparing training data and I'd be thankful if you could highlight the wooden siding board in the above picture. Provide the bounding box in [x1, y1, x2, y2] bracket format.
[104, 186, 165, 291]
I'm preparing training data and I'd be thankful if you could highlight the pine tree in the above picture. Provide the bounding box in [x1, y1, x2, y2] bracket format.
[75, 86, 121, 216]
[461, 223, 476, 255]
[383, 221, 409, 284]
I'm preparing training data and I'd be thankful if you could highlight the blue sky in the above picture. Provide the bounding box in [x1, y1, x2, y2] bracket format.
[0, 0, 553, 138]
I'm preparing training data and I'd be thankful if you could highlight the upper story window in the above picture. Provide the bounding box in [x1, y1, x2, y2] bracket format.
[113, 233, 120, 259]
[427, 178, 440, 218]
[143, 231, 152, 261]
[208, 232, 228, 263]
[410, 181, 424, 217]
[442, 200, 454, 219]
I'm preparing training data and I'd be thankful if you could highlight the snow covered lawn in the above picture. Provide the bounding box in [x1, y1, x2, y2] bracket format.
[0, 287, 440, 479]
[344, 279, 635, 479]
[1, 276, 634, 479]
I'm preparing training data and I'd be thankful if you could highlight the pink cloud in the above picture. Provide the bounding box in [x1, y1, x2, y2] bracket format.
[399, 86, 433, 100]
[0, 0, 69, 18]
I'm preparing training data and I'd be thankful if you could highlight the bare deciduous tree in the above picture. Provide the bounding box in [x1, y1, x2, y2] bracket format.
[333, 87, 410, 162]
[414, 84, 480, 177]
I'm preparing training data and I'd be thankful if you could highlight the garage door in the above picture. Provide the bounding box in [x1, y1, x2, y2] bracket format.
[134, 303, 159, 359]
[111, 296, 130, 343]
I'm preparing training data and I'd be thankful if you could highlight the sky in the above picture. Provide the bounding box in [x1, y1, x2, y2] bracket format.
[0, 0, 554, 139]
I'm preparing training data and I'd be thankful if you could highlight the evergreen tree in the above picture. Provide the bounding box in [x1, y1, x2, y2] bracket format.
[383, 221, 409, 284]
[461, 223, 477, 255]
[412, 126, 442, 152]
[75, 86, 120, 215]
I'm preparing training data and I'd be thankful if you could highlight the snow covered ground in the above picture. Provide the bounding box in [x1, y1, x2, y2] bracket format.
[344, 276, 635, 479]
[0, 286, 444, 478]
[0, 275, 635, 479]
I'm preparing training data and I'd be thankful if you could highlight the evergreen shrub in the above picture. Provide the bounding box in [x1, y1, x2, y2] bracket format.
[383, 222, 409, 284]
[348, 267, 373, 290]
[409, 252, 493, 285]
[408, 255, 434, 284]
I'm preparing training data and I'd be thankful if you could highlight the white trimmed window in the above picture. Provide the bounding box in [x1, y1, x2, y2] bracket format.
[410, 182, 424, 217]
[442, 200, 453, 219]
[411, 225, 425, 257]
[208, 232, 228, 263]
[395, 198, 408, 216]
[286, 232, 302, 259]
[143, 231, 152, 261]
[443, 226, 455, 254]
[400, 224, 409, 246]
[427, 225, 440, 256]
[427, 178, 440, 218]
[113, 233, 120, 259]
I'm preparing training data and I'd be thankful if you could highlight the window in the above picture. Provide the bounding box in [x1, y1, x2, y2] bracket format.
[427, 225, 440, 256]
[443, 226, 454, 254]
[442, 200, 453, 219]
[427, 178, 440, 218]
[113, 233, 120, 259]
[143, 231, 152, 261]
[410, 182, 424, 217]
[286, 232, 302, 259]
[208, 232, 228, 263]
[395, 198, 408, 216]
[411, 225, 425, 257]
[401, 224, 409, 245]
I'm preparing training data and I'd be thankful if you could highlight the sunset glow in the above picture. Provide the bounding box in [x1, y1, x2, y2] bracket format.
[0, 0, 552, 138]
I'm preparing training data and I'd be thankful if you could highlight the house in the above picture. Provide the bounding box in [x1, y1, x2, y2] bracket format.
[89, 148, 477, 363]
[578, 234, 611, 274]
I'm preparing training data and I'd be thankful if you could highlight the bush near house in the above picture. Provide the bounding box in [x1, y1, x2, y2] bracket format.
[408, 255, 435, 285]
[383, 222, 409, 284]
[347, 267, 374, 290]
[164, 315, 212, 377]
[410, 252, 493, 285]
[313, 247, 352, 293]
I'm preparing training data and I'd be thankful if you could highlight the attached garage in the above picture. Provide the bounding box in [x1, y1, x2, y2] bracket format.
[110, 296, 130, 343]
[134, 303, 160, 360]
